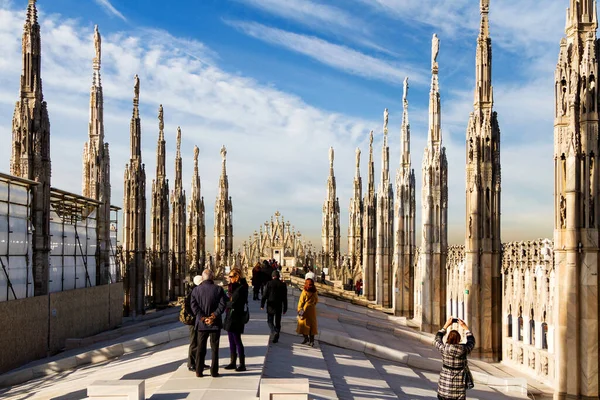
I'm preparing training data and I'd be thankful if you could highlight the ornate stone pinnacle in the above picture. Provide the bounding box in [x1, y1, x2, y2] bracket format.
[194, 145, 199, 163]
[329, 147, 334, 168]
[369, 130, 374, 146]
[176, 127, 181, 153]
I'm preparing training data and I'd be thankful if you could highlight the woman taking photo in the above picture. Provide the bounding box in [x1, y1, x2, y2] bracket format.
[296, 278, 319, 346]
[434, 316, 475, 400]
[224, 268, 249, 372]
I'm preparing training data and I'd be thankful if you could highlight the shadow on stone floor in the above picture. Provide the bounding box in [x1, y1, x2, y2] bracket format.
[146, 393, 190, 400]
[122, 359, 184, 381]
[49, 388, 88, 400]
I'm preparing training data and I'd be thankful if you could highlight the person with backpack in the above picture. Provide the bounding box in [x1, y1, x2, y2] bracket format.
[223, 268, 249, 372]
[261, 269, 288, 343]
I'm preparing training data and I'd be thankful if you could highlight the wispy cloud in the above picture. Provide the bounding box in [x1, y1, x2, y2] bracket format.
[235, 0, 359, 30]
[232, 0, 397, 56]
[353, 0, 565, 56]
[227, 20, 424, 85]
[94, 0, 127, 22]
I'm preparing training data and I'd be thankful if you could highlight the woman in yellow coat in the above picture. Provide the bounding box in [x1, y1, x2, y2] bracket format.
[296, 278, 319, 346]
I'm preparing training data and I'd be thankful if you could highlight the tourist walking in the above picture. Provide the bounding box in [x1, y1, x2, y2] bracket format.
[223, 268, 249, 372]
[296, 278, 318, 346]
[190, 268, 227, 378]
[251, 262, 262, 300]
[261, 269, 288, 343]
[434, 316, 475, 400]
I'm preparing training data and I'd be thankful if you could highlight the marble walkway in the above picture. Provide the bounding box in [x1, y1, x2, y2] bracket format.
[0, 287, 537, 399]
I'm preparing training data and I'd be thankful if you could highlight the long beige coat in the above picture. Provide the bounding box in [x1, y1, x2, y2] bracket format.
[296, 289, 318, 335]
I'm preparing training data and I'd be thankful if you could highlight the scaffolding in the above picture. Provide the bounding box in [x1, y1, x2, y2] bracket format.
[0, 172, 121, 302]
[49, 188, 100, 292]
[0, 173, 35, 302]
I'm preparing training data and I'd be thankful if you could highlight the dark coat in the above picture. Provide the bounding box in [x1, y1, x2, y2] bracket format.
[251, 267, 262, 287]
[224, 278, 249, 334]
[434, 330, 476, 399]
[190, 280, 227, 331]
[260, 264, 272, 285]
[261, 278, 288, 314]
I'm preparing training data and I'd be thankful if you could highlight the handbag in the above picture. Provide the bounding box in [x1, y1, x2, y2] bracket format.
[243, 301, 250, 324]
[464, 363, 474, 390]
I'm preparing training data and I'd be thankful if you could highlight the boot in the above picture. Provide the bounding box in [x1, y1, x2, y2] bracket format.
[224, 353, 237, 370]
[236, 355, 246, 372]
[301, 335, 309, 345]
[309, 335, 315, 347]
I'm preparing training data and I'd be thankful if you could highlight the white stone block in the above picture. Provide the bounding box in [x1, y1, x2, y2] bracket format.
[260, 378, 309, 400]
[87, 380, 145, 400]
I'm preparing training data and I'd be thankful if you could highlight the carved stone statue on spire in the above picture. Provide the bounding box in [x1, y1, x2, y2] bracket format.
[403, 77, 409, 104]
[369, 130, 373, 145]
[329, 146, 334, 166]
[220, 145, 227, 161]
[355, 147, 361, 168]
[158, 104, 164, 131]
[194, 145, 199, 162]
[431, 34, 439, 71]
[383, 108, 389, 132]
[134, 74, 140, 100]
[94, 25, 101, 62]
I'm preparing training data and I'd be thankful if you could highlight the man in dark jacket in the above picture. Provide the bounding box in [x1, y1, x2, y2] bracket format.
[191, 269, 227, 377]
[261, 270, 288, 343]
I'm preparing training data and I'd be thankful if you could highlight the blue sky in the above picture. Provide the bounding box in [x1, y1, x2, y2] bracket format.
[0, 0, 568, 251]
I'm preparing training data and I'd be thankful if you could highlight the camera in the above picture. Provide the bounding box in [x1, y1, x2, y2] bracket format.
[452, 318, 458, 323]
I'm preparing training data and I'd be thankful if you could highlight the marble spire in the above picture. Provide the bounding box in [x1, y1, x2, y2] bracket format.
[463, 0, 502, 360]
[363, 131, 377, 300]
[170, 127, 186, 298]
[376, 109, 394, 308]
[10, 0, 51, 295]
[553, 0, 600, 396]
[322, 147, 341, 277]
[214, 145, 233, 276]
[187, 145, 206, 275]
[348, 147, 363, 281]
[393, 77, 416, 317]
[417, 33, 448, 333]
[122, 75, 147, 317]
[150, 105, 169, 306]
[82, 25, 111, 285]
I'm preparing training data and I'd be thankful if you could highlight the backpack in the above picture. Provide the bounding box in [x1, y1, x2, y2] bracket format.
[179, 294, 195, 326]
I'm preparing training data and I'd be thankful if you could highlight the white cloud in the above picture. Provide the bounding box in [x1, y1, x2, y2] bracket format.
[0, 1, 558, 253]
[94, 0, 127, 22]
[226, 20, 426, 85]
